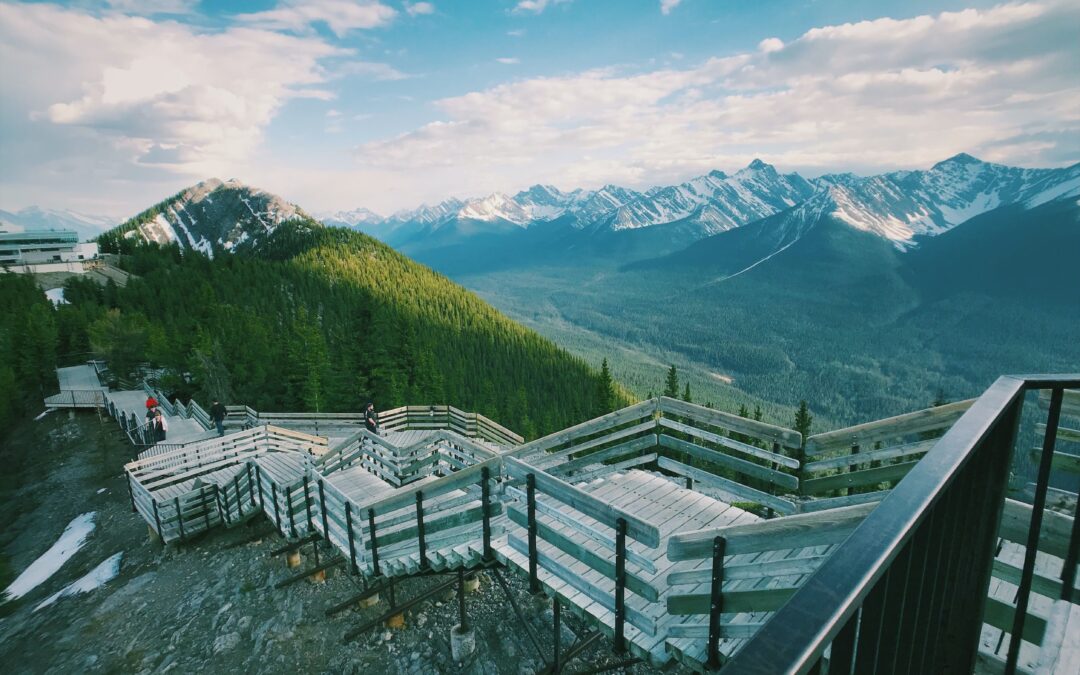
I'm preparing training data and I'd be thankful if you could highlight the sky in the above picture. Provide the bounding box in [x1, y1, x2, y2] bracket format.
[0, 0, 1077, 219]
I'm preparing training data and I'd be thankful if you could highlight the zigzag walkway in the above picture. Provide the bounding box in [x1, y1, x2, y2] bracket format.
[48, 363, 1075, 672]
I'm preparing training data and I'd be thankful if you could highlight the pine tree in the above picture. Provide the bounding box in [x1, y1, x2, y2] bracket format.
[794, 400, 813, 440]
[753, 405, 763, 422]
[932, 389, 948, 407]
[682, 382, 692, 403]
[738, 404, 749, 418]
[595, 358, 616, 415]
[663, 365, 679, 398]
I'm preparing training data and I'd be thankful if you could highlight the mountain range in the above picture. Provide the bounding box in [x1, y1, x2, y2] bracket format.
[0, 206, 114, 242]
[318, 154, 1080, 268]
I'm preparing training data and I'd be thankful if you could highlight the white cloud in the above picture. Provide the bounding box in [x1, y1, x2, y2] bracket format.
[405, 2, 435, 16]
[758, 37, 783, 53]
[238, 0, 396, 38]
[514, 0, 573, 15]
[507, 29, 526, 37]
[496, 57, 521, 65]
[99, 0, 197, 14]
[0, 1, 353, 211]
[335, 60, 411, 81]
[660, 0, 682, 15]
[353, 0, 1080, 205]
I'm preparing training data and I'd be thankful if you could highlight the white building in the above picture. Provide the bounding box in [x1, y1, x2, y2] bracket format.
[0, 229, 99, 266]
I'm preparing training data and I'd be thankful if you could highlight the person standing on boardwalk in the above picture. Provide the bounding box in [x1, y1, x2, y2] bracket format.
[145, 395, 158, 410]
[365, 402, 379, 435]
[155, 410, 168, 442]
[209, 399, 226, 437]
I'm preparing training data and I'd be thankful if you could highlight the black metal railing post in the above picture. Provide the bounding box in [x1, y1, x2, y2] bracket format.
[303, 476, 314, 529]
[481, 466, 493, 561]
[318, 479, 330, 539]
[345, 502, 357, 574]
[232, 474, 243, 517]
[553, 596, 562, 672]
[286, 488, 297, 538]
[1005, 386, 1064, 675]
[527, 473, 541, 594]
[614, 517, 627, 655]
[416, 490, 428, 568]
[271, 483, 282, 535]
[706, 535, 725, 670]
[175, 496, 185, 541]
[368, 508, 381, 577]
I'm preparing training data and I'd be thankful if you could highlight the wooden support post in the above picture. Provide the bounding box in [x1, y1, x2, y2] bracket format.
[232, 474, 243, 517]
[614, 517, 628, 656]
[368, 508, 381, 577]
[527, 473, 541, 594]
[152, 499, 163, 540]
[126, 474, 136, 513]
[458, 567, 469, 631]
[255, 464, 265, 509]
[707, 536, 726, 670]
[345, 502, 358, 574]
[175, 496, 185, 541]
[481, 466, 493, 561]
[220, 485, 232, 526]
[847, 443, 860, 497]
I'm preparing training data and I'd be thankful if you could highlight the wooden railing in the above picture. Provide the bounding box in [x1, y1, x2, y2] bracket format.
[800, 398, 975, 511]
[503, 455, 662, 652]
[719, 375, 1080, 675]
[43, 389, 106, 408]
[380, 405, 524, 446]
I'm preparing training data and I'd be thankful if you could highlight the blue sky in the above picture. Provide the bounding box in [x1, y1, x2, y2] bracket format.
[1, 0, 1077, 217]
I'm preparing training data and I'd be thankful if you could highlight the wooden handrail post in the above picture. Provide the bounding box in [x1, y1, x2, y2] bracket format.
[175, 496, 185, 541]
[707, 535, 726, 670]
[271, 483, 282, 535]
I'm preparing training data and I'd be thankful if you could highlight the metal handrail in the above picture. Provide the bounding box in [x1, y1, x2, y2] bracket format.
[720, 374, 1080, 674]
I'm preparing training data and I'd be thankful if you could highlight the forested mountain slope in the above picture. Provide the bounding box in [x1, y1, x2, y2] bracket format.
[64, 182, 627, 439]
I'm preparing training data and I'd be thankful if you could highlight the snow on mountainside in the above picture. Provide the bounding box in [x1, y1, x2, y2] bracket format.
[125, 178, 305, 257]
[820, 154, 1080, 248]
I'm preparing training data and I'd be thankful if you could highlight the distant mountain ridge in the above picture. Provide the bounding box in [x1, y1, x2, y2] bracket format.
[319, 154, 1080, 256]
[0, 206, 114, 242]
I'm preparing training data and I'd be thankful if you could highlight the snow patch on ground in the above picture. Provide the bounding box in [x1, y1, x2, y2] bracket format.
[2, 512, 96, 601]
[45, 287, 68, 305]
[34, 552, 123, 612]
[34, 409, 53, 421]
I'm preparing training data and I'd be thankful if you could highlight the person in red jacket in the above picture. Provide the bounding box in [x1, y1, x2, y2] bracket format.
[146, 395, 158, 410]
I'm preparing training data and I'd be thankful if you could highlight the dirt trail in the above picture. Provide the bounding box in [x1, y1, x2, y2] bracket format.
[0, 413, 673, 674]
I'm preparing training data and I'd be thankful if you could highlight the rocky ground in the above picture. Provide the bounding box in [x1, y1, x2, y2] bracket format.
[0, 412, 685, 674]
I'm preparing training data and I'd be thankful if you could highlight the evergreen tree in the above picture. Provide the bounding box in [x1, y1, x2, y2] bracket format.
[753, 405, 763, 422]
[595, 358, 616, 415]
[663, 365, 679, 398]
[682, 382, 692, 403]
[794, 400, 813, 440]
[932, 390, 948, 407]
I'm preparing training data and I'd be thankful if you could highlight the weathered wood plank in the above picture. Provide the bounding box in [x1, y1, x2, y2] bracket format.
[568, 453, 658, 485]
[658, 396, 802, 449]
[364, 457, 497, 516]
[800, 460, 919, 495]
[549, 436, 656, 475]
[1035, 600, 1080, 675]
[805, 398, 974, 456]
[804, 438, 936, 473]
[505, 507, 659, 602]
[1035, 423, 1080, 444]
[1029, 447, 1080, 474]
[656, 456, 797, 515]
[991, 559, 1065, 600]
[658, 433, 798, 489]
[667, 502, 875, 560]
[667, 622, 768, 639]
[536, 421, 657, 468]
[667, 553, 829, 586]
[506, 533, 658, 636]
[999, 498, 1073, 558]
[657, 417, 800, 469]
[510, 400, 658, 458]
[667, 586, 796, 615]
[504, 457, 660, 548]
[797, 489, 889, 513]
[983, 596, 1047, 645]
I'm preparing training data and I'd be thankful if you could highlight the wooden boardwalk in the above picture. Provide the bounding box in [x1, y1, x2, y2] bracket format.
[81, 382, 1076, 672]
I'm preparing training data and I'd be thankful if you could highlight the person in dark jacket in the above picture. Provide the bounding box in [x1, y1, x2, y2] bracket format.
[154, 410, 168, 442]
[210, 400, 226, 437]
[365, 402, 379, 435]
